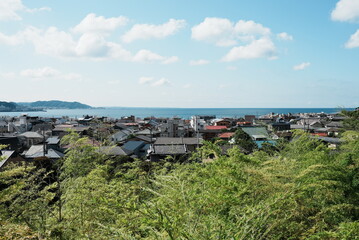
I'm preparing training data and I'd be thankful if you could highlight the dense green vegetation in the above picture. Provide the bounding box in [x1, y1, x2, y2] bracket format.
[342, 109, 359, 131]
[1, 117, 359, 239]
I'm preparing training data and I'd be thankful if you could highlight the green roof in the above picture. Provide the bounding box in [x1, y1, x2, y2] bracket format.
[241, 127, 269, 138]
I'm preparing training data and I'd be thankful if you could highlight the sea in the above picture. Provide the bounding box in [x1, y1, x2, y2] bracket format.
[0, 107, 353, 119]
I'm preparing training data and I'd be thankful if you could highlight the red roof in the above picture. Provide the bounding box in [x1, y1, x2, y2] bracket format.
[205, 125, 227, 130]
[218, 132, 235, 139]
[311, 133, 328, 137]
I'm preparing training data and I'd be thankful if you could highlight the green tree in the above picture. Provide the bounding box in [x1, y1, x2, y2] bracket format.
[233, 128, 257, 153]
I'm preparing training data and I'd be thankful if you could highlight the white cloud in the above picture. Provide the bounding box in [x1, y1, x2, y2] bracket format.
[138, 77, 171, 87]
[234, 20, 271, 36]
[19, 67, 83, 81]
[0, 26, 175, 62]
[331, 0, 359, 22]
[221, 37, 276, 62]
[191, 17, 271, 47]
[183, 83, 192, 88]
[75, 33, 119, 59]
[345, 29, 359, 48]
[277, 32, 293, 41]
[24, 28, 130, 60]
[0, 0, 50, 21]
[122, 19, 186, 43]
[189, 59, 210, 66]
[0, 0, 25, 21]
[72, 13, 128, 34]
[0, 72, 16, 79]
[20, 67, 60, 78]
[25, 7, 51, 13]
[293, 62, 311, 71]
[132, 49, 178, 64]
[0, 31, 24, 45]
[162, 56, 179, 64]
[139, 77, 154, 85]
[0, 16, 178, 63]
[24, 26, 77, 58]
[152, 78, 171, 87]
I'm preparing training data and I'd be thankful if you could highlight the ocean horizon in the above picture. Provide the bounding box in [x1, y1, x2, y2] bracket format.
[0, 107, 354, 119]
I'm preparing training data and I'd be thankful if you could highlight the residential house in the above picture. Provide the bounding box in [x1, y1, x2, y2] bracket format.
[52, 125, 90, 137]
[148, 137, 203, 161]
[18, 131, 44, 148]
[269, 119, 291, 131]
[218, 132, 235, 140]
[213, 119, 232, 127]
[244, 115, 256, 124]
[200, 125, 227, 140]
[122, 141, 149, 158]
[110, 129, 133, 143]
[23, 145, 64, 161]
[97, 146, 133, 157]
[0, 134, 21, 151]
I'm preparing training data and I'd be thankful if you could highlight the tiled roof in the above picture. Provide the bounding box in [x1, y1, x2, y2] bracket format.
[24, 145, 64, 159]
[152, 145, 187, 155]
[98, 146, 132, 156]
[155, 137, 202, 145]
[46, 136, 60, 145]
[205, 126, 227, 130]
[122, 141, 145, 151]
[241, 127, 269, 138]
[218, 132, 235, 139]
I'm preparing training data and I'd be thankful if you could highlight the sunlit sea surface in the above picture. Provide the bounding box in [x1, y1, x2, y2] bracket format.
[0, 107, 353, 119]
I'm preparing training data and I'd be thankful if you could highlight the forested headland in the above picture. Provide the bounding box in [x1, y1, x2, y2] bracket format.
[0, 111, 358, 239]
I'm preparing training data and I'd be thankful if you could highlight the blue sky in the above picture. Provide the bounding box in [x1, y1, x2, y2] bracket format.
[0, 0, 358, 108]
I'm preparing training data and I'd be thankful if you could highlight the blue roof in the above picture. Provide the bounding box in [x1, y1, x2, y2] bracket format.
[255, 140, 277, 149]
[123, 141, 145, 151]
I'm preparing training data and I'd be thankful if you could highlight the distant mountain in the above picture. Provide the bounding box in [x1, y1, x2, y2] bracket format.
[0, 101, 41, 112]
[0, 101, 17, 111]
[19, 100, 92, 109]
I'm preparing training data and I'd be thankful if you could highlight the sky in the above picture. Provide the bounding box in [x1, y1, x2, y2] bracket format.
[0, 0, 358, 108]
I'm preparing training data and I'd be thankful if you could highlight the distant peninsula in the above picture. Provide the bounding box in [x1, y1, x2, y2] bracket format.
[0, 100, 92, 112]
[19, 100, 92, 109]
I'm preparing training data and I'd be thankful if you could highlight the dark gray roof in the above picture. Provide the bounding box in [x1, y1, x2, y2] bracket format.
[53, 126, 90, 132]
[122, 141, 145, 151]
[46, 136, 60, 145]
[155, 137, 203, 145]
[98, 146, 132, 156]
[24, 145, 64, 159]
[315, 136, 342, 144]
[19, 131, 44, 139]
[132, 135, 152, 142]
[325, 122, 343, 128]
[152, 145, 187, 155]
[135, 129, 160, 135]
[32, 123, 53, 132]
